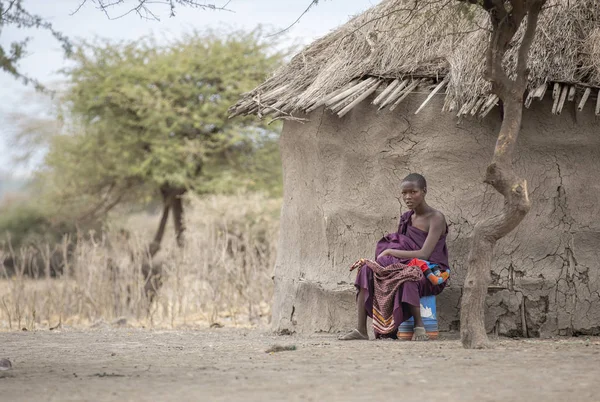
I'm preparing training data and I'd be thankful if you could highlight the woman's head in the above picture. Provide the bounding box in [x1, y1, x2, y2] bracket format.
[400, 173, 427, 210]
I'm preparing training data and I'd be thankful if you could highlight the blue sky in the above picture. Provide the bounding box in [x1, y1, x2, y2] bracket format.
[0, 0, 377, 176]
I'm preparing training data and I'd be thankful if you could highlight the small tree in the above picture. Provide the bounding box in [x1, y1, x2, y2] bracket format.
[41, 30, 284, 255]
[455, 0, 547, 349]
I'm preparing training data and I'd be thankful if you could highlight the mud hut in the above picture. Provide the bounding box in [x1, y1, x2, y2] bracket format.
[231, 0, 600, 337]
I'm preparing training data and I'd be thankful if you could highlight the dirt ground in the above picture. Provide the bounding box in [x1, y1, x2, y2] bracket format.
[1, 328, 599, 402]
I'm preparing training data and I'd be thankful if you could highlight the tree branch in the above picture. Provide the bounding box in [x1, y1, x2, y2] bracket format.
[69, 0, 233, 20]
[0, 0, 18, 18]
[509, 0, 526, 20]
[515, 0, 546, 89]
[267, 0, 320, 37]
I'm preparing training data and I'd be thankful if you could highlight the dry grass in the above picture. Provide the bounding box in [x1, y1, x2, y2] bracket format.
[0, 194, 281, 330]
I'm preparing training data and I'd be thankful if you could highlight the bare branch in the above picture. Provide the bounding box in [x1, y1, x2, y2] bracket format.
[0, 0, 18, 18]
[69, 0, 88, 16]
[70, 0, 233, 21]
[267, 0, 320, 37]
[485, 22, 512, 99]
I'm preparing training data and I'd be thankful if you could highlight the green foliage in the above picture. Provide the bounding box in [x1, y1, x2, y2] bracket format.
[0, 202, 75, 248]
[42, 29, 285, 220]
[199, 129, 284, 197]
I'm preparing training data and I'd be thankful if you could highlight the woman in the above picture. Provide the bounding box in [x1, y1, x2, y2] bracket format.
[340, 173, 449, 341]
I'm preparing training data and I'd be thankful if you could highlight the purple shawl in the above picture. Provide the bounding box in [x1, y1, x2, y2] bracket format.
[374, 210, 449, 270]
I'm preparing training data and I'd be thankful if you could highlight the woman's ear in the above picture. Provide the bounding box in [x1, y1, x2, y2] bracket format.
[423, 187, 427, 194]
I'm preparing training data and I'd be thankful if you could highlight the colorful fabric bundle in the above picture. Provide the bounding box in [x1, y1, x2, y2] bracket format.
[407, 258, 450, 285]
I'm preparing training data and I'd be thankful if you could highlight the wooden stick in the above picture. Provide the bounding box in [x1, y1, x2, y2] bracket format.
[389, 79, 421, 111]
[470, 97, 487, 115]
[525, 91, 534, 108]
[235, 98, 257, 110]
[482, 94, 499, 109]
[260, 85, 290, 102]
[552, 82, 561, 100]
[457, 97, 478, 117]
[270, 99, 298, 119]
[577, 88, 591, 112]
[551, 84, 562, 114]
[326, 79, 373, 107]
[556, 85, 568, 115]
[414, 76, 449, 115]
[306, 81, 356, 113]
[330, 86, 373, 113]
[567, 86, 576, 102]
[534, 82, 548, 100]
[261, 100, 286, 115]
[325, 78, 375, 107]
[242, 105, 259, 117]
[464, 97, 479, 115]
[229, 102, 252, 117]
[338, 81, 381, 118]
[596, 89, 600, 116]
[372, 79, 400, 106]
[457, 101, 470, 117]
[479, 95, 499, 118]
[525, 83, 544, 108]
[379, 79, 409, 109]
[520, 297, 528, 338]
[330, 91, 360, 113]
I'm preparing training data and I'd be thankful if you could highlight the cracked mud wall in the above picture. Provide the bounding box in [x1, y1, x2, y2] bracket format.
[272, 92, 600, 337]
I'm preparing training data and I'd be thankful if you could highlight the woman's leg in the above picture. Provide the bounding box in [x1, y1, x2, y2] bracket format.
[410, 302, 425, 329]
[339, 266, 373, 340]
[411, 276, 447, 341]
[409, 302, 429, 341]
[356, 287, 368, 336]
[397, 279, 430, 341]
[338, 289, 369, 340]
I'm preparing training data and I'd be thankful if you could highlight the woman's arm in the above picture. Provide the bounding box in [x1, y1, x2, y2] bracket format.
[379, 213, 446, 260]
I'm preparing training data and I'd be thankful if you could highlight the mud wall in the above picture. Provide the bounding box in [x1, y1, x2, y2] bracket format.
[273, 92, 600, 337]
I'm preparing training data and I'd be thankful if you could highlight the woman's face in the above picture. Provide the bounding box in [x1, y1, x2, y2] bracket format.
[400, 180, 426, 209]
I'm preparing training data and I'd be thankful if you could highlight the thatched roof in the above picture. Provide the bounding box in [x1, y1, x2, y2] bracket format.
[230, 0, 600, 120]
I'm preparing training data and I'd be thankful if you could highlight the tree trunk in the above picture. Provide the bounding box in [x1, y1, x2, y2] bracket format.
[460, 0, 545, 349]
[172, 193, 185, 248]
[148, 190, 172, 257]
[460, 98, 531, 349]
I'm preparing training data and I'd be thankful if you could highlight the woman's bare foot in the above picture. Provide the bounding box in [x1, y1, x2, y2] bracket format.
[338, 329, 369, 341]
[412, 327, 429, 341]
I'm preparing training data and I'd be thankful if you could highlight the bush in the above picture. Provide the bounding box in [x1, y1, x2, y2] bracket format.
[0, 204, 55, 246]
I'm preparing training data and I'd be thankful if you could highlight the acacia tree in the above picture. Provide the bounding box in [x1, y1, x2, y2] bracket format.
[41, 30, 284, 256]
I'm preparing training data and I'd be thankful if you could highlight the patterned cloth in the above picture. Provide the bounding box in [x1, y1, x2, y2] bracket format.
[350, 259, 422, 335]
